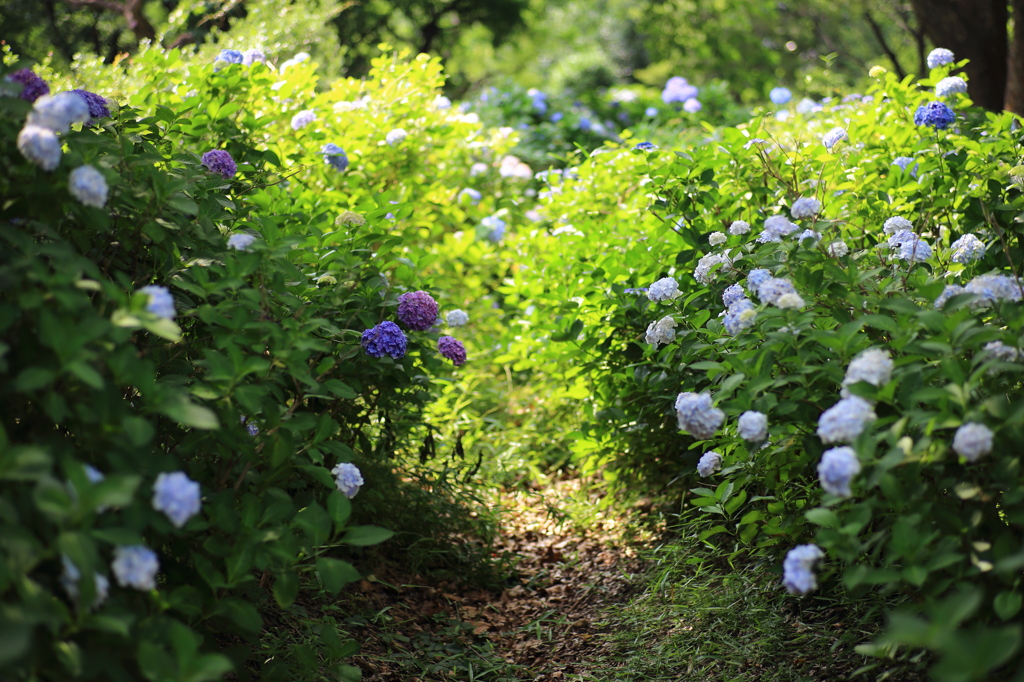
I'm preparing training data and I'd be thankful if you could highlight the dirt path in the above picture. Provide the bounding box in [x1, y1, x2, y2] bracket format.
[348, 478, 646, 680]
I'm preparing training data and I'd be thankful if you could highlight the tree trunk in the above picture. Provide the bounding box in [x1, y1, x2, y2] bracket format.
[1007, 0, 1024, 113]
[909, 0, 1007, 111]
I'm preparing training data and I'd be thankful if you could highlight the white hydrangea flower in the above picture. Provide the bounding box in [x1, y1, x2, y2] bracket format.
[446, 309, 469, 326]
[952, 423, 993, 462]
[827, 241, 849, 257]
[775, 292, 805, 309]
[694, 253, 732, 284]
[883, 216, 912, 235]
[817, 446, 861, 497]
[841, 348, 894, 397]
[645, 315, 677, 347]
[728, 220, 751, 236]
[983, 340, 1020, 362]
[68, 165, 108, 208]
[17, 124, 62, 171]
[29, 92, 90, 134]
[949, 234, 986, 264]
[111, 545, 159, 591]
[817, 395, 877, 444]
[386, 128, 408, 146]
[791, 197, 821, 219]
[647, 277, 681, 301]
[708, 231, 727, 246]
[696, 451, 723, 477]
[737, 410, 768, 442]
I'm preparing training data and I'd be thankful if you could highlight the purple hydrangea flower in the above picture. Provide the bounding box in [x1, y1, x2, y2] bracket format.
[662, 77, 699, 104]
[332, 462, 364, 498]
[770, 87, 792, 105]
[321, 143, 349, 171]
[111, 545, 159, 591]
[152, 471, 201, 528]
[438, 336, 467, 366]
[201, 149, 237, 179]
[683, 98, 702, 113]
[914, 101, 956, 130]
[8, 68, 49, 102]
[361, 321, 407, 359]
[397, 291, 439, 331]
[291, 110, 316, 130]
[68, 89, 110, 123]
[217, 49, 244, 64]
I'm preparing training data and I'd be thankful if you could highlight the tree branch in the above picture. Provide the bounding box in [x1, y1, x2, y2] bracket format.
[864, 11, 907, 80]
[64, 0, 155, 41]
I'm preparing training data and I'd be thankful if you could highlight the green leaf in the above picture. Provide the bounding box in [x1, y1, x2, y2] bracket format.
[213, 598, 262, 633]
[341, 525, 394, 547]
[273, 572, 299, 608]
[327, 491, 352, 530]
[93, 475, 142, 509]
[994, 592, 1023, 620]
[15, 367, 55, 392]
[66, 361, 104, 389]
[805, 508, 840, 528]
[167, 194, 199, 215]
[315, 557, 361, 594]
[159, 395, 220, 430]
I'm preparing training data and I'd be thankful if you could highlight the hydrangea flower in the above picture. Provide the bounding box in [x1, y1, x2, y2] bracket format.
[242, 49, 266, 66]
[434, 95, 452, 109]
[8, 68, 50, 102]
[869, 65, 887, 79]
[84, 465, 105, 484]
[648, 277, 681, 302]
[783, 544, 824, 595]
[950, 234, 986, 263]
[747, 269, 771, 290]
[796, 98, 820, 115]
[964, 274, 1023, 304]
[70, 89, 111, 123]
[321, 143, 348, 171]
[683, 98, 702, 113]
[458, 188, 482, 205]
[756, 277, 797, 305]
[722, 284, 746, 307]
[17, 124, 62, 171]
[61, 556, 110, 608]
[634, 141, 657, 151]
[723, 298, 757, 335]
[645, 106, 659, 117]
[482, 215, 506, 243]
[743, 138, 771, 150]
[934, 284, 966, 308]
[791, 197, 821, 219]
[892, 156, 918, 177]
[729, 220, 751, 236]
[446, 309, 469, 327]
[817, 395, 877, 443]
[361, 321, 407, 359]
[386, 128, 408, 146]
[470, 162, 489, 176]
[675, 392, 725, 440]
[883, 216, 912, 235]
[152, 472, 201, 528]
[927, 48, 955, 69]
[437, 336, 467, 366]
[775, 292, 805, 309]
[770, 87, 792, 105]
[227, 233, 256, 250]
[332, 462, 364, 498]
[694, 253, 731, 284]
[842, 349, 893, 397]
[662, 76, 699, 104]
[827, 241, 850, 257]
[217, 49, 244, 64]
[696, 451, 722, 477]
[822, 127, 848, 149]
[797, 229, 821, 244]
[397, 291, 439, 331]
[983, 340, 1020, 362]
[111, 545, 159, 591]
[139, 285, 176, 319]
[952, 423, 993, 462]
[68, 165, 108, 208]
[201, 149, 237, 179]
[738, 411, 768, 442]
[889, 231, 932, 262]
[291, 110, 316, 130]
[708, 232, 727, 246]
[336, 210, 365, 227]
[935, 77, 967, 98]
[646, 315, 677, 347]
[914, 102, 956, 130]
[757, 215, 798, 243]
[817, 446, 861, 497]
[240, 415, 259, 437]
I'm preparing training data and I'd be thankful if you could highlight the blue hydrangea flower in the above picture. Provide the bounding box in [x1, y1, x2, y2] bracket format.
[550, 112, 564, 123]
[722, 284, 746, 307]
[769, 87, 792, 105]
[950, 234, 985, 263]
[139, 285, 176, 319]
[738, 410, 768, 442]
[111, 545, 159, 591]
[723, 298, 757, 335]
[242, 49, 266, 66]
[332, 462, 364, 498]
[783, 544, 823, 595]
[634, 141, 658, 151]
[61, 555, 110, 608]
[927, 48, 955, 69]
[240, 415, 259, 437]
[952, 423, 993, 462]
[935, 76, 967, 98]
[756, 277, 797, 305]
[68, 165, 108, 208]
[321, 143, 349, 171]
[796, 98, 820, 115]
[217, 49, 244, 64]
[674, 392, 725, 440]
[934, 284, 966, 308]
[822, 127, 848, 149]
[645, 106, 658, 117]
[817, 446, 861, 497]
[965, 274, 1023, 304]
[152, 472, 201, 528]
[647, 276, 680, 302]
[683, 98, 702, 113]
[482, 215, 506, 243]
[227, 233, 256, 251]
[458, 188, 482, 205]
[914, 101, 956, 130]
[895, 233, 932, 262]
[386, 128, 408, 146]
[892, 156, 918, 177]
[757, 215, 798, 243]
[361, 321, 407, 359]
[446, 309, 469, 326]
[662, 76, 699, 104]
[747, 269, 771, 290]
[817, 395, 876, 443]
[791, 197, 821, 219]
[29, 92, 90, 134]
[696, 451, 722, 477]
[291, 110, 316, 130]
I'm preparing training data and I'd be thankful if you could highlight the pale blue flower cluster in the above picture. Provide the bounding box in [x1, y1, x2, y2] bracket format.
[817, 395, 876, 443]
[737, 410, 768, 442]
[694, 253, 731, 284]
[770, 87, 792, 105]
[482, 215, 506, 243]
[892, 156, 918, 177]
[888, 230, 932, 262]
[783, 544, 824, 595]
[446, 309, 469, 326]
[332, 462, 364, 498]
[386, 128, 408, 146]
[68, 165, 109, 208]
[696, 451, 722, 477]
[952, 423, 993, 462]
[723, 298, 757, 335]
[755, 277, 797, 305]
[883, 216, 912, 234]
[111, 545, 159, 591]
[983, 340, 1020, 362]
[817, 446, 861, 497]
[757, 214, 798, 243]
[227, 233, 256, 250]
[675, 392, 724, 440]
[139, 285, 176, 319]
[950, 234, 986, 264]
[646, 315, 677, 347]
[291, 110, 316, 130]
[791, 197, 821, 219]
[822, 127, 848, 149]
[964, 274, 1023, 304]
[217, 49, 244, 64]
[17, 125, 62, 171]
[842, 349, 893, 397]
[747, 269, 771, 290]
[662, 76, 699, 104]
[321, 143, 349, 171]
[722, 284, 746, 307]
[30, 92, 89, 134]
[934, 284, 965, 308]
[152, 472, 202, 528]
[648, 277, 681, 302]
[936, 77, 967, 98]
[458, 188, 482, 205]
[927, 48, 955, 69]
[797, 229, 821, 244]
[61, 556, 110, 608]
[729, 220, 751, 236]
